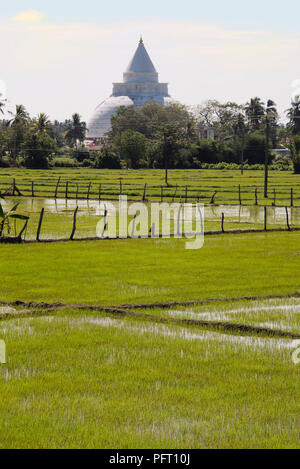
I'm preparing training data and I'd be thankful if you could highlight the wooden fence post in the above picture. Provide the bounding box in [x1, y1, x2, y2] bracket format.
[65, 181, 69, 199]
[87, 182, 91, 200]
[54, 177, 61, 198]
[291, 188, 294, 207]
[264, 206, 267, 232]
[31, 181, 34, 198]
[36, 208, 44, 241]
[18, 218, 29, 241]
[119, 180, 122, 196]
[238, 185, 242, 205]
[70, 207, 79, 240]
[161, 187, 164, 203]
[99, 184, 101, 201]
[12, 178, 16, 196]
[172, 185, 178, 203]
[210, 191, 217, 204]
[255, 188, 258, 205]
[142, 184, 147, 201]
[221, 213, 225, 233]
[273, 188, 276, 206]
[285, 206, 291, 231]
[185, 185, 188, 203]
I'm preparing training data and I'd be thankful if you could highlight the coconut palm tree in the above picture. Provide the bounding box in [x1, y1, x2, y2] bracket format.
[64, 114, 87, 155]
[266, 100, 279, 147]
[245, 97, 265, 130]
[286, 98, 300, 134]
[8, 105, 30, 160]
[34, 113, 51, 134]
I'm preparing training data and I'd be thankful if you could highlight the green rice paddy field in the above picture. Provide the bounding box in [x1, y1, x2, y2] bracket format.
[1, 167, 300, 205]
[0, 231, 300, 448]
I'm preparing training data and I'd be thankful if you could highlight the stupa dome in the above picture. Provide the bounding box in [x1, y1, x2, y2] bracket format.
[87, 96, 133, 139]
[87, 38, 172, 139]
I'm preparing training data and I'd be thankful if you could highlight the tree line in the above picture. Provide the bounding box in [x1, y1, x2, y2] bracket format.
[1, 93, 300, 172]
[0, 96, 86, 169]
[96, 97, 300, 173]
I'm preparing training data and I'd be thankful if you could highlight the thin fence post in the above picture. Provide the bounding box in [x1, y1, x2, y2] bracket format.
[255, 188, 258, 205]
[285, 206, 291, 231]
[142, 184, 147, 201]
[36, 208, 44, 241]
[185, 185, 188, 203]
[65, 181, 69, 199]
[76, 183, 79, 200]
[273, 188, 276, 206]
[172, 185, 178, 203]
[18, 218, 29, 241]
[120, 180, 122, 196]
[210, 191, 217, 204]
[264, 206, 267, 232]
[87, 182, 91, 200]
[221, 213, 225, 233]
[70, 207, 79, 240]
[161, 186, 164, 203]
[238, 185, 242, 205]
[12, 178, 16, 196]
[54, 177, 60, 198]
[291, 188, 294, 207]
[31, 181, 34, 198]
[99, 184, 101, 201]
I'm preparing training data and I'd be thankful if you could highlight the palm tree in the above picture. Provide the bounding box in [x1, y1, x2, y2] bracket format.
[8, 105, 29, 126]
[64, 114, 87, 155]
[8, 105, 30, 160]
[245, 97, 265, 130]
[34, 113, 51, 133]
[266, 100, 278, 147]
[286, 98, 300, 134]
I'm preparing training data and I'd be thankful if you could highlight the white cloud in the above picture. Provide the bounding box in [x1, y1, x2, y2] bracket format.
[12, 10, 44, 23]
[1, 17, 299, 122]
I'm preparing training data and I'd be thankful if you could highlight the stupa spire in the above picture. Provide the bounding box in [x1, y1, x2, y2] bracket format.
[125, 39, 157, 75]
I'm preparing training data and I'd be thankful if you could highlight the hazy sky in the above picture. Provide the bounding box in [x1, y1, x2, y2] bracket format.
[1, 0, 300, 123]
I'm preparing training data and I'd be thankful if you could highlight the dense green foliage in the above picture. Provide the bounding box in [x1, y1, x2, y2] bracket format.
[21, 132, 57, 169]
[0, 96, 298, 171]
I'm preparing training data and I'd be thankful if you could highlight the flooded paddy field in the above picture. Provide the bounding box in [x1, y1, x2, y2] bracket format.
[1, 168, 300, 206]
[0, 302, 299, 448]
[2, 197, 300, 240]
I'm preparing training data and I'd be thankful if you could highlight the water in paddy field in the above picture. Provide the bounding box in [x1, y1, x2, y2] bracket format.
[205, 204, 300, 226]
[2, 198, 300, 240]
[2, 197, 300, 223]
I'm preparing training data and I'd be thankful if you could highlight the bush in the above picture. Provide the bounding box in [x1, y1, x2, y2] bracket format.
[0, 157, 9, 168]
[53, 157, 78, 168]
[82, 158, 94, 167]
[21, 132, 56, 169]
[95, 148, 121, 169]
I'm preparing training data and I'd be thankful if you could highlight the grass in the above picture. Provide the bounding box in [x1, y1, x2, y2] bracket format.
[1, 167, 300, 205]
[0, 308, 299, 448]
[2, 196, 300, 241]
[146, 297, 300, 335]
[0, 226, 299, 448]
[0, 232, 299, 305]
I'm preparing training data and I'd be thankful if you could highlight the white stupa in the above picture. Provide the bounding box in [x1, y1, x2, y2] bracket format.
[87, 38, 173, 139]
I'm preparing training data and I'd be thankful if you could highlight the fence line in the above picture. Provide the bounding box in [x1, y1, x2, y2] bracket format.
[1, 177, 300, 207]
